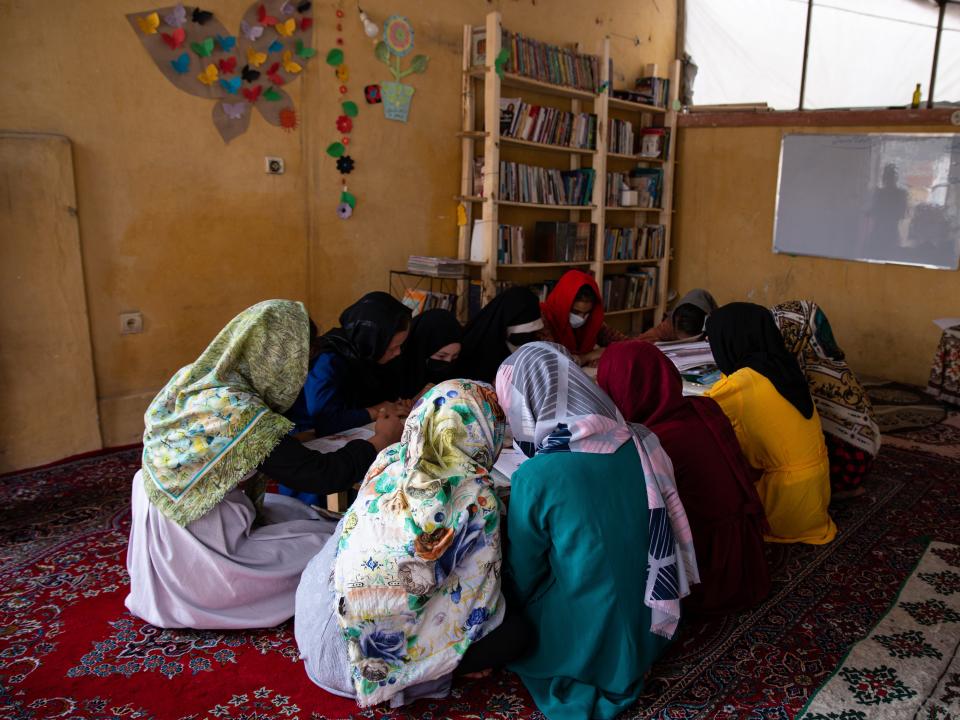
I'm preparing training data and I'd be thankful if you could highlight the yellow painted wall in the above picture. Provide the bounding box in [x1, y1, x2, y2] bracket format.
[0, 0, 675, 455]
[673, 124, 958, 386]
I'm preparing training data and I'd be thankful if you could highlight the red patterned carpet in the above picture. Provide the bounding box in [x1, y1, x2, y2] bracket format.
[1, 437, 958, 719]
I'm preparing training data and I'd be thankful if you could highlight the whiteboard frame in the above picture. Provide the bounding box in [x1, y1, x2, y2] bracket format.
[772, 132, 959, 271]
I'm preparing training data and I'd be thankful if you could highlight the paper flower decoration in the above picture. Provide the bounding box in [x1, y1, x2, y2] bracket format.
[336, 115, 353, 133]
[337, 202, 353, 219]
[336, 155, 354, 174]
[382, 15, 414, 57]
[364, 84, 382, 103]
[126, 0, 316, 144]
[336, 64, 350, 82]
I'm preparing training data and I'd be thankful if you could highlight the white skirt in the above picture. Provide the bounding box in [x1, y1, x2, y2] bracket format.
[125, 470, 335, 630]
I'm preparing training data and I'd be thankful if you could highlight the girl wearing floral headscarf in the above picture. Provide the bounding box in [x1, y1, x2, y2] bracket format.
[126, 300, 402, 630]
[295, 380, 529, 708]
[496, 342, 699, 720]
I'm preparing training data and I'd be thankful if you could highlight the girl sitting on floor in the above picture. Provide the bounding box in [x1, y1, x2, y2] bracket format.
[771, 300, 880, 498]
[125, 300, 403, 630]
[705, 303, 837, 545]
[395, 308, 462, 399]
[496, 342, 698, 720]
[457, 286, 543, 383]
[295, 380, 530, 708]
[599, 341, 770, 615]
[635, 288, 718, 342]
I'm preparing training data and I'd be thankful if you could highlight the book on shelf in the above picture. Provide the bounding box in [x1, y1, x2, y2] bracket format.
[494, 280, 560, 303]
[603, 224, 665, 261]
[497, 224, 526, 264]
[472, 157, 485, 197]
[499, 161, 594, 206]
[609, 118, 636, 155]
[471, 26, 601, 92]
[406, 256, 468, 277]
[602, 268, 657, 312]
[470, 220, 490, 262]
[401, 288, 457, 316]
[634, 76, 670, 108]
[500, 99, 597, 150]
[606, 167, 663, 208]
[532, 221, 594, 262]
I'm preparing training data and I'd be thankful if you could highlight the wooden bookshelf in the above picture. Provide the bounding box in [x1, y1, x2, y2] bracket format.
[457, 12, 679, 332]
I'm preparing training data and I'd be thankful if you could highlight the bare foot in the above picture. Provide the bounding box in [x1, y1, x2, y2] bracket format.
[462, 669, 493, 680]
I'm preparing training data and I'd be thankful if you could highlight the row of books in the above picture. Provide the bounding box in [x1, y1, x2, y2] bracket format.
[401, 289, 457, 316]
[495, 222, 595, 264]
[472, 27, 601, 92]
[603, 224, 665, 261]
[500, 98, 597, 150]
[500, 161, 596, 206]
[406, 256, 468, 277]
[493, 280, 559, 304]
[608, 121, 671, 159]
[611, 76, 670, 109]
[602, 270, 658, 312]
[606, 168, 663, 208]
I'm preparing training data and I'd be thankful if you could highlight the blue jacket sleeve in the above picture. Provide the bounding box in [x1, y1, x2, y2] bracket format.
[304, 353, 373, 436]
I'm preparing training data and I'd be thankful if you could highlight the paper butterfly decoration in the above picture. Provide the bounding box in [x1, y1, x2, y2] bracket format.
[127, 1, 316, 143]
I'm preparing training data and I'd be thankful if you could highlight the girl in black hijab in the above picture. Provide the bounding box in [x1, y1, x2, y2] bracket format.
[457, 286, 543, 382]
[395, 309, 463, 399]
[706, 302, 813, 418]
[286, 292, 412, 437]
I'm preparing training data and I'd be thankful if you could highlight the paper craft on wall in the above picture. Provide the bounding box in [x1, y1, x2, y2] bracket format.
[325, 5, 359, 219]
[371, 15, 428, 122]
[127, 1, 316, 143]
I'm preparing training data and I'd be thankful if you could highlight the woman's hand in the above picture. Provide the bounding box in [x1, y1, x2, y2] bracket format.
[370, 407, 405, 451]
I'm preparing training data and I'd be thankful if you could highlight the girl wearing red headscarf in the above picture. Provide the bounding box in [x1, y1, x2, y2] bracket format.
[598, 341, 771, 615]
[540, 269, 629, 366]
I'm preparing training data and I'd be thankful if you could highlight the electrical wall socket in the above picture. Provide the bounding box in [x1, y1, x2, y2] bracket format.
[265, 156, 285, 174]
[120, 312, 143, 334]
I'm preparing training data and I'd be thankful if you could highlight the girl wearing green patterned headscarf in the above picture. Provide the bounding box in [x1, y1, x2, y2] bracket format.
[126, 300, 404, 630]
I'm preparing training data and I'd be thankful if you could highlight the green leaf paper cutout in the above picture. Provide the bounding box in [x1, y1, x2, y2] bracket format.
[342, 100, 359, 117]
[264, 87, 283, 101]
[325, 48, 344, 66]
[341, 191, 356, 209]
[374, 41, 390, 64]
[296, 39, 317, 59]
[326, 142, 345, 158]
[410, 54, 429, 74]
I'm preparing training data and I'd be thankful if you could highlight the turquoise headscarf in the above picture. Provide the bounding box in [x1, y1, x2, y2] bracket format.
[141, 300, 309, 526]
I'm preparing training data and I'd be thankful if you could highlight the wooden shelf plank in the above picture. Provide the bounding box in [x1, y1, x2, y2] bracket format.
[498, 200, 595, 210]
[607, 97, 667, 113]
[498, 261, 593, 268]
[457, 195, 487, 203]
[604, 206, 666, 212]
[606, 152, 667, 163]
[467, 67, 598, 101]
[603, 258, 661, 265]
[501, 136, 597, 155]
[604, 305, 658, 316]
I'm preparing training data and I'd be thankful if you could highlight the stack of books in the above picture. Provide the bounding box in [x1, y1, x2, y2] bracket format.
[499, 162, 595, 206]
[606, 171, 629, 207]
[401, 289, 457, 316]
[406, 256, 468, 277]
[607, 168, 663, 208]
[472, 28, 601, 92]
[603, 224, 665, 261]
[609, 118, 636, 155]
[634, 76, 670, 108]
[532, 221, 594, 262]
[602, 269, 657, 311]
[655, 339, 719, 389]
[500, 98, 597, 149]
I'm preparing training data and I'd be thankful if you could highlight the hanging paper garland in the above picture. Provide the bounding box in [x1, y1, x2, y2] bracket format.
[325, 4, 358, 219]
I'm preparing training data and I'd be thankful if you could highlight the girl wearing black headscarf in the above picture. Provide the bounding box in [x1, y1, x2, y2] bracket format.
[457, 286, 543, 382]
[395, 309, 463, 399]
[704, 303, 836, 545]
[286, 292, 412, 437]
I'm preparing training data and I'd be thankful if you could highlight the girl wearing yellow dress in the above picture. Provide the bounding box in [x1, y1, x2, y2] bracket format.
[705, 303, 836, 545]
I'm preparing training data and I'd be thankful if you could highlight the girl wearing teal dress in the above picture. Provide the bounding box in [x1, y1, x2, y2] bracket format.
[495, 342, 699, 720]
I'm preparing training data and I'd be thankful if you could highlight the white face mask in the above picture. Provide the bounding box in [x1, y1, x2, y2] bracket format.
[569, 313, 587, 329]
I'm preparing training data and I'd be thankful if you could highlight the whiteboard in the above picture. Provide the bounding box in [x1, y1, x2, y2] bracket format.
[773, 133, 960, 270]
